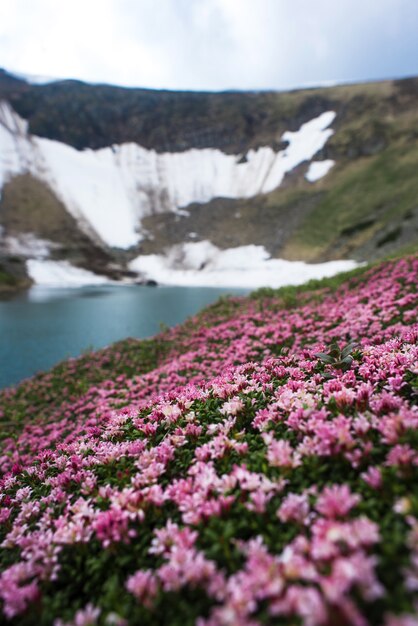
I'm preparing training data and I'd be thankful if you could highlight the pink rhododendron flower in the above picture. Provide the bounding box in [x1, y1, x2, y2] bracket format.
[54, 604, 100, 626]
[361, 466, 382, 488]
[220, 397, 245, 416]
[126, 570, 158, 607]
[315, 484, 361, 518]
[277, 492, 310, 525]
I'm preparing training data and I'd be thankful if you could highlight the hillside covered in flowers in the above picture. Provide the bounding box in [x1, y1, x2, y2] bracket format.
[0, 255, 417, 626]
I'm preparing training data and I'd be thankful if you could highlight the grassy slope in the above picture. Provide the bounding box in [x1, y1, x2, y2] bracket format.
[275, 79, 418, 259]
[281, 142, 418, 261]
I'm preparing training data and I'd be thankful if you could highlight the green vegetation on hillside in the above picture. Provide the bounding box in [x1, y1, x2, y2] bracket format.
[0, 255, 416, 625]
[0, 267, 17, 287]
[0, 263, 30, 293]
[283, 142, 418, 260]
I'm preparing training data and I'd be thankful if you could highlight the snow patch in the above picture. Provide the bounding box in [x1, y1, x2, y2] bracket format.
[306, 160, 335, 182]
[0, 102, 337, 249]
[26, 260, 112, 286]
[35, 138, 141, 248]
[1, 233, 56, 258]
[129, 241, 358, 289]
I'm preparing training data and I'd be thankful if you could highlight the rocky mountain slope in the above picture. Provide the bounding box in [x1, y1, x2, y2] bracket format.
[0, 69, 417, 288]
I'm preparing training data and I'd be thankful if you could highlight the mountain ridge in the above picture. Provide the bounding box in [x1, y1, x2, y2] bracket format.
[0, 69, 417, 290]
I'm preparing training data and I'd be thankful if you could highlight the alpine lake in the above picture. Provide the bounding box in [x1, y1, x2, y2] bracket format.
[0, 284, 248, 389]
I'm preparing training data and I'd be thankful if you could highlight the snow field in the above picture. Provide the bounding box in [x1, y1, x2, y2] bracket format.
[0, 102, 336, 249]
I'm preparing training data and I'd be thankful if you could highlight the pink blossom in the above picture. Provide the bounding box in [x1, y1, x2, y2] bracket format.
[277, 492, 310, 525]
[220, 397, 245, 416]
[92, 508, 136, 548]
[315, 484, 361, 518]
[263, 435, 300, 468]
[386, 444, 417, 467]
[270, 585, 327, 626]
[361, 466, 382, 488]
[55, 604, 100, 626]
[126, 570, 158, 607]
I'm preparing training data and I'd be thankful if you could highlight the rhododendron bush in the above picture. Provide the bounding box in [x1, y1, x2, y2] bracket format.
[0, 256, 417, 626]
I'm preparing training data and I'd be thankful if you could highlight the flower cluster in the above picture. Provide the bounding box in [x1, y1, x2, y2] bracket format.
[0, 256, 417, 625]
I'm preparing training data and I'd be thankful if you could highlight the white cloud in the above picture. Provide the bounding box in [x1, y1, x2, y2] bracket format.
[0, 0, 417, 90]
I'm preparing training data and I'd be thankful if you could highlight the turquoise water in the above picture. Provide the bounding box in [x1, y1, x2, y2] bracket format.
[0, 284, 248, 389]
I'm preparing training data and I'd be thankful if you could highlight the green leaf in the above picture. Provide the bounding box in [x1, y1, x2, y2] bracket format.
[342, 342, 357, 358]
[315, 353, 335, 364]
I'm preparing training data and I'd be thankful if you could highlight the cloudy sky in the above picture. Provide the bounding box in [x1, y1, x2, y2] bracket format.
[1, 0, 417, 91]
